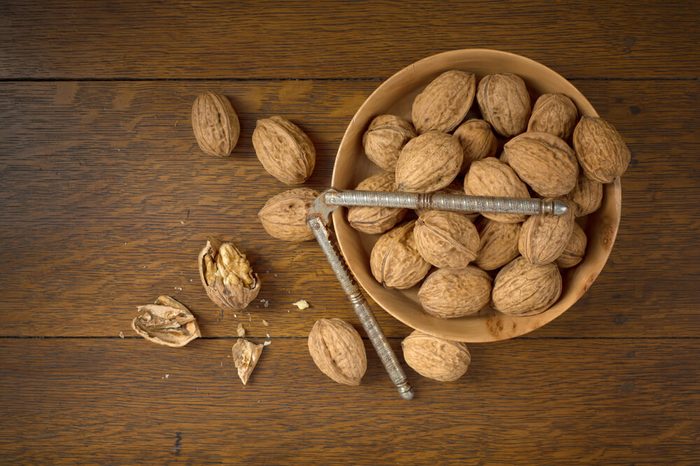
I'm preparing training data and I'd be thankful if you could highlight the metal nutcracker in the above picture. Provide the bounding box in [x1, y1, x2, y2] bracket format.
[307, 189, 568, 400]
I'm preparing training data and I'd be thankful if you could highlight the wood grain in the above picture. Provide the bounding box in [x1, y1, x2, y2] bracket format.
[0, 3, 698, 464]
[0, 1, 698, 79]
[0, 338, 697, 464]
[0, 80, 698, 338]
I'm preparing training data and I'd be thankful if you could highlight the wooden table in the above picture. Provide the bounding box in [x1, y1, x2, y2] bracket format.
[1, 1, 698, 464]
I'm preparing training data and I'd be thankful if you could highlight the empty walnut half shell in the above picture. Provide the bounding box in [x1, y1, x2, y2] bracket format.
[198, 238, 261, 311]
[132, 295, 201, 347]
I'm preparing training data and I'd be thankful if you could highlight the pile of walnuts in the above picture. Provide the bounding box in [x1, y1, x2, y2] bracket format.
[354, 70, 630, 322]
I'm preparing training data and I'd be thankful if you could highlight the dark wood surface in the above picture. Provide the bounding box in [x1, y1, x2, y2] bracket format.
[0, 1, 698, 464]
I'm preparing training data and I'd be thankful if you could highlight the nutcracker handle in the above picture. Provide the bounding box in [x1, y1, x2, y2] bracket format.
[325, 190, 569, 216]
[307, 215, 414, 400]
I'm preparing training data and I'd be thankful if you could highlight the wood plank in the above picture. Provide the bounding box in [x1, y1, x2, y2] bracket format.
[0, 338, 697, 464]
[0, 1, 698, 79]
[0, 80, 698, 338]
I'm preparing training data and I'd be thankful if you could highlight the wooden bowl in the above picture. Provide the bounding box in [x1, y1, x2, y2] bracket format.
[331, 49, 621, 343]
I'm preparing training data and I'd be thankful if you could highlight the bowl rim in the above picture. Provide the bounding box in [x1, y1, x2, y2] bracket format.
[331, 48, 622, 342]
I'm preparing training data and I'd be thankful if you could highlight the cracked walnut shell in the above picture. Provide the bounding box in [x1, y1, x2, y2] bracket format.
[308, 318, 367, 386]
[402, 331, 471, 382]
[253, 116, 316, 185]
[232, 338, 264, 385]
[198, 238, 261, 311]
[132, 296, 201, 347]
[258, 188, 319, 241]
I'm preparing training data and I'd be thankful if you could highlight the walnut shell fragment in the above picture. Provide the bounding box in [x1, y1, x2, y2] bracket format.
[347, 172, 407, 234]
[402, 330, 471, 382]
[198, 238, 261, 311]
[362, 115, 416, 171]
[191, 92, 240, 157]
[232, 338, 264, 385]
[252, 116, 316, 185]
[258, 188, 319, 241]
[308, 318, 367, 386]
[132, 295, 201, 347]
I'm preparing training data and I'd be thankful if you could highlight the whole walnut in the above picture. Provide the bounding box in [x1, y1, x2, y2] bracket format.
[395, 131, 462, 193]
[362, 115, 416, 171]
[258, 188, 319, 242]
[191, 92, 240, 157]
[477, 73, 531, 137]
[402, 331, 471, 382]
[492, 257, 562, 316]
[518, 201, 575, 265]
[412, 70, 476, 134]
[308, 318, 367, 386]
[568, 174, 604, 217]
[347, 172, 407, 234]
[475, 218, 521, 271]
[527, 93, 579, 140]
[252, 116, 316, 185]
[557, 222, 588, 268]
[503, 132, 579, 197]
[418, 267, 492, 318]
[414, 211, 480, 269]
[453, 119, 498, 172]
[573, 116, 631, 183]
[198, 238, 261, 311]
[465, 158, 530, 223]
[370, 221, 431, 289]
